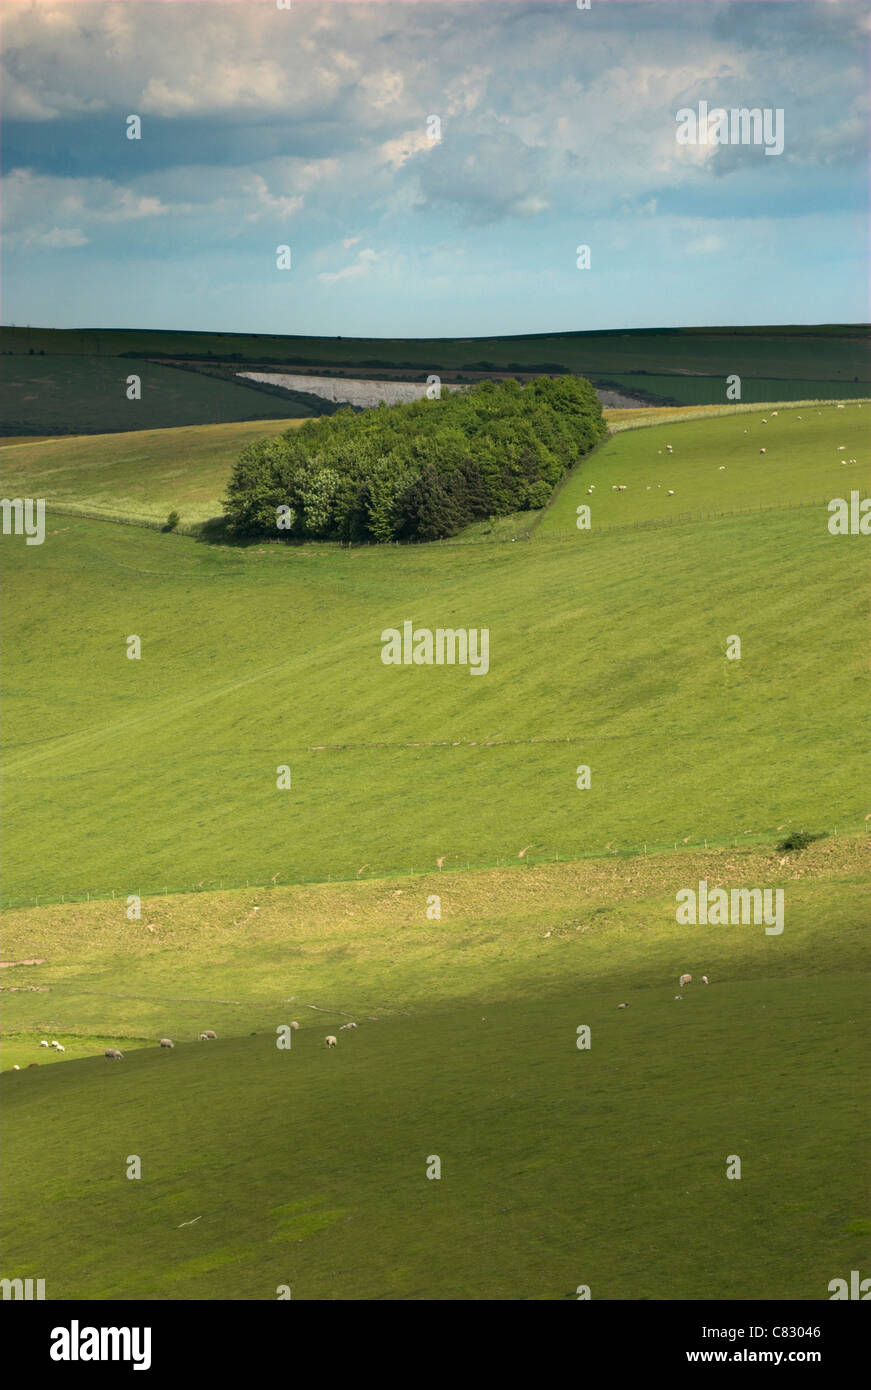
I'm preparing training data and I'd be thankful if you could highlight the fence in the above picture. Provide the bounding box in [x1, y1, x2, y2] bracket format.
[2, 823, 866, 913]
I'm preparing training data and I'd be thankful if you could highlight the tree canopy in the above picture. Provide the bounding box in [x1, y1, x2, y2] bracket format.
[223, 375, 606, 543]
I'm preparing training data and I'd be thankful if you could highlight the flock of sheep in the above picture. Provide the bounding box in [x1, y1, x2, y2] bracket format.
[12, 1019, 360, 1067]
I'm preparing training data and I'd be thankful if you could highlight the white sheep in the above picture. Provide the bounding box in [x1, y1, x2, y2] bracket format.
[53, 1044, 65, 1053]
[325, 1035, 338, 1047]
[679, 973, 692, 987]
[199, 1030, 217, 1041]
[104, 1048, 123, 1060]
[674, 995, 682, 1001]
[760, 448, 766, 454]
[617, 1003, 629, 1010]
[667, 489, 675, 495]
[289, 1021, 299, 1030]
[159, 1038, 174, 1048]
[13, 1065, 20, 1070]
[39, 1040, 49, 1047]
[701, 975, 709, 984]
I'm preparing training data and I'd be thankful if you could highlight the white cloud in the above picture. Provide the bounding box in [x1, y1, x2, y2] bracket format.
[319, 247, 381, 286]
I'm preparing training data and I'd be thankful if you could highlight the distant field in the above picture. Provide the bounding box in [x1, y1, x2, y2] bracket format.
[0, 355, 315, 437]
[536, 401, 870, 536]
[1, 418, 307, 527]
[601, 373, 871, 405]
[2, 324, 867, 409]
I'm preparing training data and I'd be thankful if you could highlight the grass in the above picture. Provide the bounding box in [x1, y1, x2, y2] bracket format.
[536, 401, 869, 535]
[1, 484, 867, 903]
[0, 355, 314, 437]
[2, 324, 868, 407]
[1, 418, 307, 527]
[1, 840, 867, 1300]
[1, 392, 868, 1300]
[598, 373, 871, 405]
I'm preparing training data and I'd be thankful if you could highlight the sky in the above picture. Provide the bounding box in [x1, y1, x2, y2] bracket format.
[2, 0, 869, 338]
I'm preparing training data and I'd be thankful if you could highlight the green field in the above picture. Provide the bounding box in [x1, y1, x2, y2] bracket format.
[0, 355, 314, 437]
[537, 401, 870, 535]
[1, 418, 305, 527]
[598, 373, 871, 406]
[2, 840, 868, 1300]
[2, 323, 868, 411]
[2, 392, 868, 1300]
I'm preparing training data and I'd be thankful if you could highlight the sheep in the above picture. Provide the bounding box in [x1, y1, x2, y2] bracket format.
[104, 1048, 123, 1060]
[701, 975, 709, 984]
[674, 995, 682, 1001]
[617, 1003, 629, 1010]
[837, 403, 845, 409]
[325, 1035, 338, 1047]
[51, 1040, 63, 1050]
[347, 1022, 358, 1029]
[13, 1064, 20, 1070]
[39, 1040, 49, 1047]
[667, 489, 675, 495]
[159, 1038, 174, 1048]
[679, 973, 692, 987]
[199, 1030, 217, 1041]
[759, 448, 766, 454]
[289, 1021, 299, 1030]
[53, 1044, 65, 1053]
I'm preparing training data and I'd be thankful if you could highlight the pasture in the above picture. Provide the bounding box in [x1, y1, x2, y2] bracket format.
[2, 323, 868, 409]
[0, 355, 313, 437]
[2, 840, 868, 1300]
[1, 417, 306, 527]
[1, 392, 868, 1300]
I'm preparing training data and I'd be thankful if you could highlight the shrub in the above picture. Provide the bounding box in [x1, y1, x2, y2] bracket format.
[776, 830, 826, 854]
[163, 510, 181, 532]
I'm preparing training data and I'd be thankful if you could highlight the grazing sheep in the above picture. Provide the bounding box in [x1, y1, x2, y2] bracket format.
[289, 1021, 299, 1030]
[760, 448, 766, 454]
[51, 1040, 63, 1050]
[53, 1044, 65, 1053]
[837, 403, 845, 409]
[617, 1003, 629, 1010]
[347, 1022, 358, 1029]
[39, 1040, 49, 1047]
[679, 973, 692, 987]
[325, 1035, 338, 1047]
[13, 1064, 20, 1070]
[199, 1030, 217, 1041]
[159, 1038, 174, 1048]
[667, 489, 675, 495]
[701, 975, 709, 984]
[772, 411, 778, 417]
[104, 1049, 123, 1060]
[674, 995, 682, 1001]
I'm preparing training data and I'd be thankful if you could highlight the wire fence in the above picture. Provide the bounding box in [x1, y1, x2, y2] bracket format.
[2, 823, 866, 913]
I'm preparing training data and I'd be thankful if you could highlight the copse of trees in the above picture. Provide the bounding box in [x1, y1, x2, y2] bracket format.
[223, 375, 607, 543]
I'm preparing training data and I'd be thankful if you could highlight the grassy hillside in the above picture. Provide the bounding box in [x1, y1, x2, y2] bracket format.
[2, 324, 868, 409]
[2, 841, 868, 1300]
[2, 395, 868, 1302]
[537, 401, 870, 535]
[1, 418, 307, 527]
[1, 405, 867, 906]
[0, 355, 315, 437]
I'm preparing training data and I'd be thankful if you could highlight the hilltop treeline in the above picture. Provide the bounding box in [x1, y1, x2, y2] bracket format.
[223, 375, 607, 542]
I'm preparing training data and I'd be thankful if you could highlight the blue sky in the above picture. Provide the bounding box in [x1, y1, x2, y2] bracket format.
[2, 0, 868, 337]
